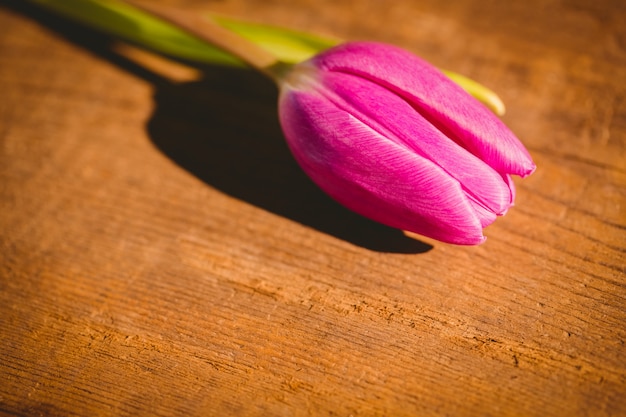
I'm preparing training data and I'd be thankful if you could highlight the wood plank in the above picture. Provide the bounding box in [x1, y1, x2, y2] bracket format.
[1, 0, 624, 416]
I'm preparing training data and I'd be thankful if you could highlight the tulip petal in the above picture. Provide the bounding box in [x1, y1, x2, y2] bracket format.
[311, 42, 536, 177]
[279, 80, 488, 245]
[503, 173, 516, 204]
[467, 197, 498, 228]
[313, 70, 514, 216]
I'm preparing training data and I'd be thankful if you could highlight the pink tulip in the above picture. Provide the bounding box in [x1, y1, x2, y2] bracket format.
[277, 42, 535, 245]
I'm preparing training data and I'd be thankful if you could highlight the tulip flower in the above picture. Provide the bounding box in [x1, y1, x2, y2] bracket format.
[32, 0, 536, 244]
[278, 42, 535, 244]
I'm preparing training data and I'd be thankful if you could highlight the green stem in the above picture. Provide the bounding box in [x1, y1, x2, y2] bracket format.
[119, 1, 285, 81]
[26, 0, 507, 114]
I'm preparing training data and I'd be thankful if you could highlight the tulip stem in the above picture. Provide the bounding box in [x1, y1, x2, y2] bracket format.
[119, 0, 288, 82]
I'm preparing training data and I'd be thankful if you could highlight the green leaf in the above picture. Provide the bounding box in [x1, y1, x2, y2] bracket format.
[211, 15, 340, 64]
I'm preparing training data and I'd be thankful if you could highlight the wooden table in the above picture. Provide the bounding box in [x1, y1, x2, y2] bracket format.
[1, 0, 624, 415]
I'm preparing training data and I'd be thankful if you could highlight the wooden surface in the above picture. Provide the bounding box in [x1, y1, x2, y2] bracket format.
[1, 0, 625, 416]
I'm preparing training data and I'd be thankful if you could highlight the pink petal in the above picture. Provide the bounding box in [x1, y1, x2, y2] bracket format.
[311, 42, 536, 177]
[316, 70, 514, 216]
[503, 173, 516, 205]
[279, 79, 487, 245]
[467, 197, 498, 228]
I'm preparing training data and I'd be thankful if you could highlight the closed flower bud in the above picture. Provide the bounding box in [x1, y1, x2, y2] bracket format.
[278, 42, 536, 245]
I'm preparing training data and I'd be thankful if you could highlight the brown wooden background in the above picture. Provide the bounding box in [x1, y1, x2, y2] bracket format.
[1, 0, 625, 416]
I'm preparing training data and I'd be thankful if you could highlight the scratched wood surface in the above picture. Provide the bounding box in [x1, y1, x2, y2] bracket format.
[1, 0, 625, 416]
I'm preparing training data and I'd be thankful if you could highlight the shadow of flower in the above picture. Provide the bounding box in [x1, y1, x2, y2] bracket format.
[147, 68, 432, 253]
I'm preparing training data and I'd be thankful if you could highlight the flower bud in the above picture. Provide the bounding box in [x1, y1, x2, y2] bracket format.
[277, 42, 535, 245]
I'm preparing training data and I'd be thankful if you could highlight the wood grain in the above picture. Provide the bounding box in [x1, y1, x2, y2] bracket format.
[1, 0, 624, 416]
